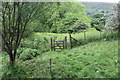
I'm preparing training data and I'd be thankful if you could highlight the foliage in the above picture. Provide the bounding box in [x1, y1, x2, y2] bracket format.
[18, 48, 40, 61]
[34, 40, 118, 78]
[91, 14, 106, 30]
[28, 29, 118, 48]
[1, 28, 118, 78]
[14, 29, 118, 62]
[27, 2, 91, 33]
[2, 40, 118, 78]
[1, 2, 50, 64]
[2, 63, 28, 78]
[54, 2, 91, 33]
[105, 2, 120, 30]
[0, 54, 2, 79]
[1, 2, 118, 78]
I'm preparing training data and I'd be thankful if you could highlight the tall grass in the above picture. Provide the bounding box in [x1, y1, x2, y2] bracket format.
[17, 29, 118, 60]
[0, 53, 2, 79]
[1, 29, 118, 78]
[8, 40, 118, 78]
[30, 29, 118, 49]
[71, 29, 118, 47]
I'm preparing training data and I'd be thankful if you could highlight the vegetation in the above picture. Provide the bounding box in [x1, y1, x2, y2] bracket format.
[91, 14, 106, 30]
[16, 29, 117, 61]
[1, 1, 119, 79]
[27, 2, 91, 33]
[105, 2, 120, 30]
[1, 2, 48, 65]
[1, 2, 91, 65]
[0, 54, 2, 79]
[2, 39, 118, 78]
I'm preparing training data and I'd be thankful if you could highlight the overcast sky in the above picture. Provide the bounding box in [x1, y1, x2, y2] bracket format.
[76, 0, 119, 3]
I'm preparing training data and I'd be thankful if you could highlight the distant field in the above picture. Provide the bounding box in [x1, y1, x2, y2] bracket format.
[82, 2, 114, 16]
[34, 28, 116, 42]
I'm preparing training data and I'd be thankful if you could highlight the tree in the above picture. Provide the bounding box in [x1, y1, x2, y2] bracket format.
[105, 2, 120, 30]
[91, 13, 106, 31]
[1, 2, 50, 65]
[26, 2, 90, 33]
[26, 2, 60, 33]
[52, 2, 91, 33]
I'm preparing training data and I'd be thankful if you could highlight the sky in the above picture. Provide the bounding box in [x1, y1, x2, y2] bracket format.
[76, 0, 119, 3]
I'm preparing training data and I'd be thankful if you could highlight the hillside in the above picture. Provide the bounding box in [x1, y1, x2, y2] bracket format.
[17, 40, 118, 78]
[1, 29, 118, 78]
[82, 2, 115, 16]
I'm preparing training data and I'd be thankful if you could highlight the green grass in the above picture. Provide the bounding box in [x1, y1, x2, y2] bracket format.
[16, 40, 118, 78]
[20, 28, 117, 53]
[1, 29, 118, 78]
[0, 54, 2, 79]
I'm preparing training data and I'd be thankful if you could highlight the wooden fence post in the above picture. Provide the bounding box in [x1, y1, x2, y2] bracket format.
[63, 40, 64, 49]
[50, 37, 53, 50]
[64, 36, 67, 49]
[49, 59, 53, 78]
[69, 33, 72, 49]
[53, 40, 55, 51]
[100, 31, 101, 40]
[84, 31, 86, 43]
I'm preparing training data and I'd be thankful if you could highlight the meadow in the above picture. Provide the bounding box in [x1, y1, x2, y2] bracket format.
[1, 29, 118, 78]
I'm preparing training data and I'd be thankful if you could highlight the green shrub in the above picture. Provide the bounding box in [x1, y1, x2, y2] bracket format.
[19, 48, 40, 61]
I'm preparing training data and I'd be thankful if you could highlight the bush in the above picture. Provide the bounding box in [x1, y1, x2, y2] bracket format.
[18, 48, 41, 61]
[20, 35, 50, 50]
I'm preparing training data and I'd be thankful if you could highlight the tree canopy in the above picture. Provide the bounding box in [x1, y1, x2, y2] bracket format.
[105, 2, 120, 30]
[1, 2, 51, 64]
[1, 2, 93, 65]
[27, 2, 91, 33]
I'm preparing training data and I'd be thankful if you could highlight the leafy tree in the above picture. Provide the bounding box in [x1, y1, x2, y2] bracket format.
[27, 2, 91, 33]
[26, 2, 60, 33]
[91, 13, 106, 31]
[105, 2, 120, 30]
[1, 2, 50, 65]
[52, 2, 91, 33]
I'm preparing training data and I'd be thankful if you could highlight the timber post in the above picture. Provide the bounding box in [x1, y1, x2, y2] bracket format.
[69, 33, 72, 49]
[50, 37, 53, 50]
[99, 31, 101, 40]
[49, 59, 53, 78]
[64, 36, 67, 49]
[53, 40, 55, 51]
[84, 31, 86, 43]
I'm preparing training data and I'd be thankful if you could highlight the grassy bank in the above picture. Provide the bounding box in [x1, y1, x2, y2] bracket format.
[17, 29, 118, 60]
[1, 28, 118, 78]
[2, 40, 118, 78]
